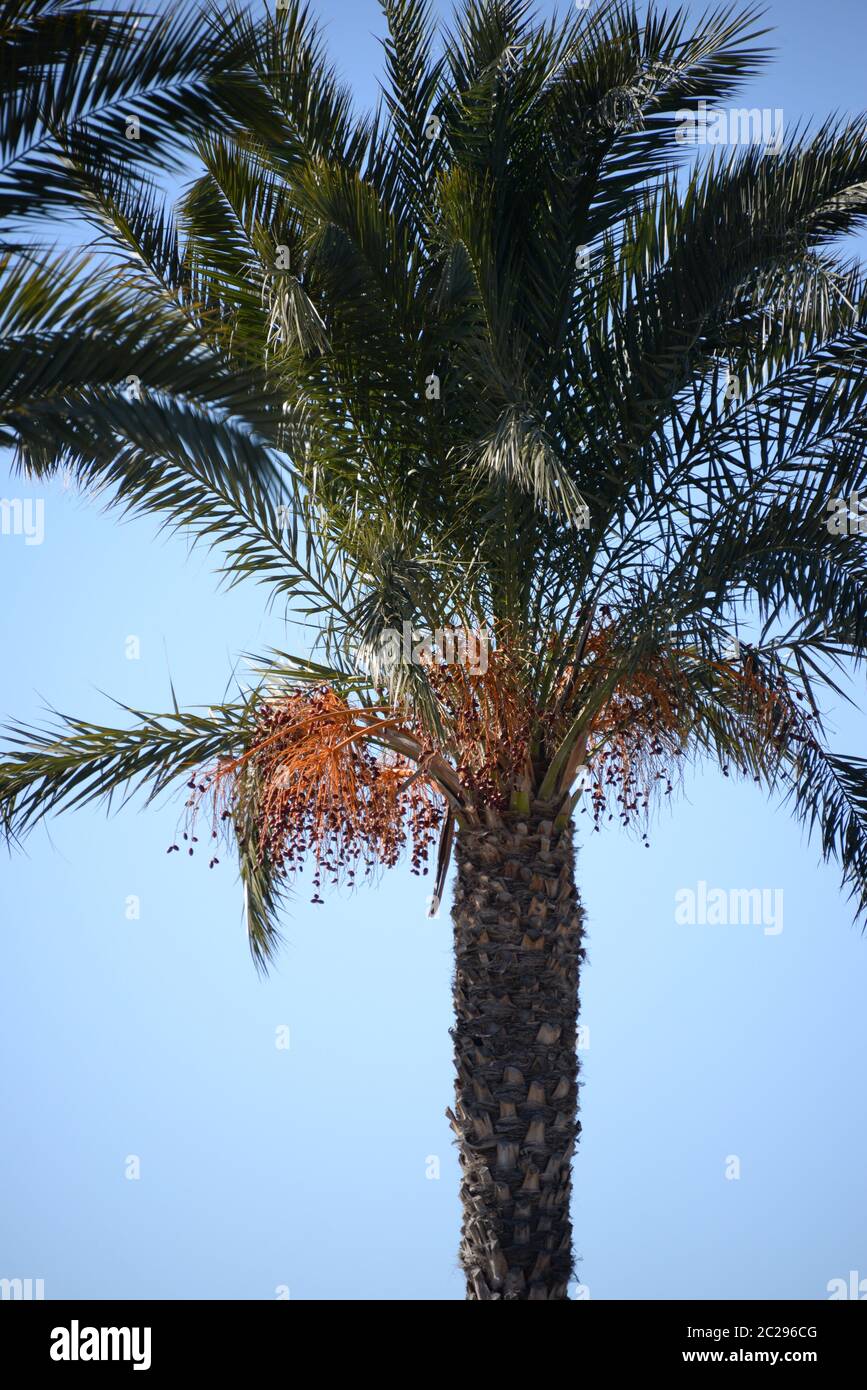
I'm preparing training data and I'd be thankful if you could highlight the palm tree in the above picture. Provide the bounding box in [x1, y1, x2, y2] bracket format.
[4, 0, 867, 1300]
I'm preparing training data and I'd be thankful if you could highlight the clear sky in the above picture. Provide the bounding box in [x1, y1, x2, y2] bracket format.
[2, 0, 867, 1301]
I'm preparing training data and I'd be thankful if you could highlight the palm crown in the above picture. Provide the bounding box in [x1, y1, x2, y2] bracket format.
[4, 0, 867, 964]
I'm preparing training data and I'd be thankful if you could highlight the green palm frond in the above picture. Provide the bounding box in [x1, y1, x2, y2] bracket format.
[0, 698, 256, 841]
[0, 0, 266, 234]
[232, 757, 289, 971]
[0, 693, 292, 966]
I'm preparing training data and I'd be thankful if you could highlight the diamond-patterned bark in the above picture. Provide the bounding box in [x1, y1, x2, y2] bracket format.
[449, 805, 585, 1300]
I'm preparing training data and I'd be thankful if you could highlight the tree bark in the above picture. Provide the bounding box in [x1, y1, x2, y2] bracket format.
[448, 804, 585, 1300]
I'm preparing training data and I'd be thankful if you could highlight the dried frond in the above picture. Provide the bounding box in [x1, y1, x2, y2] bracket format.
[186, 685, 442, 901]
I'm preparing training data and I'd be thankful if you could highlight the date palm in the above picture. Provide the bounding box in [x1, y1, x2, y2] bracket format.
[4, 0, 867, 1300]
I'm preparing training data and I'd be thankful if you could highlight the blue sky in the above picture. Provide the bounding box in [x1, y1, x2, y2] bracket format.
[2, 0, 867, 1301]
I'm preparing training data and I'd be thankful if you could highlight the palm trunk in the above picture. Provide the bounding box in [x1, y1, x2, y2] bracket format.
[448, 804, 585, 1300]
